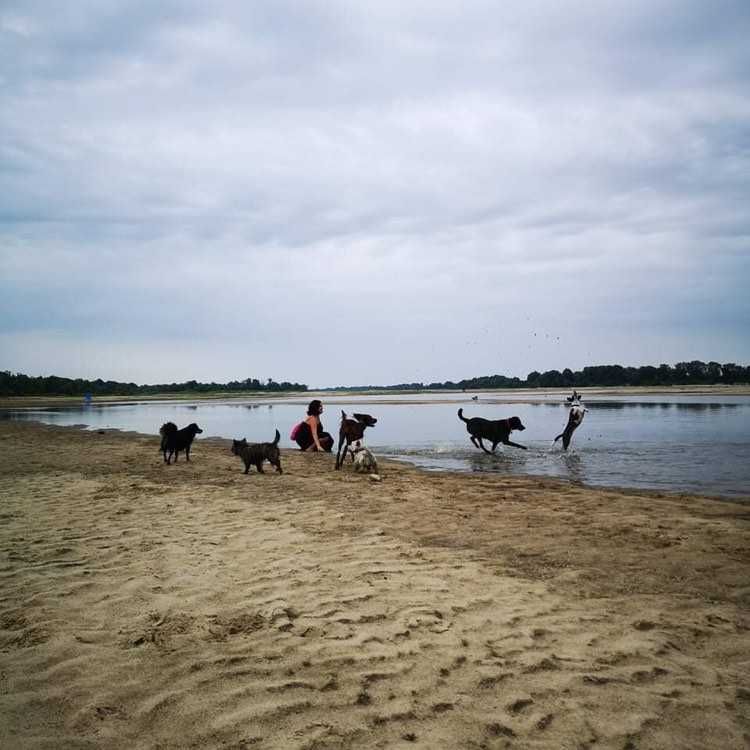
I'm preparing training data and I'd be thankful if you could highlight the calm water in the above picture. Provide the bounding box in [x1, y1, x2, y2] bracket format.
[3, 393, 750, 499]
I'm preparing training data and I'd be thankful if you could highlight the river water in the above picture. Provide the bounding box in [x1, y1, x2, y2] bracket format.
[3, 392, 749, 499]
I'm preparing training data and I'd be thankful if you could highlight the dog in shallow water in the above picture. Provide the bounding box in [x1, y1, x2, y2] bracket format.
[457, 408, 527, 453]
[554, 397, 587, 450]
[231, 430, 283, 474]
[159, 422, 203, 464]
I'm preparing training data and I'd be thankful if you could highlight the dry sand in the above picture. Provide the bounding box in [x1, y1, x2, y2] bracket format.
[1, 420, 748, 749]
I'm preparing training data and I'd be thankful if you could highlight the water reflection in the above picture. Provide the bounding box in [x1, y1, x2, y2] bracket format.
[467, 452, 516, 473]
[559, 452, 585, 484]
[588, 401, 737, 411]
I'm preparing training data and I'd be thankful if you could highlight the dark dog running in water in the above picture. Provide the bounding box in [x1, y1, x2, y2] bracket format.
[457, 408, 527, 452]
[159, 422, 203, 464]
[335, 411, 378, 469]
[554, 397, 587, 450]
[231, 430, 283, 474]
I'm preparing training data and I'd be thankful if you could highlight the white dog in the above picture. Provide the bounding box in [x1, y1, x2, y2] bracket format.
[352, 446, 378, 474]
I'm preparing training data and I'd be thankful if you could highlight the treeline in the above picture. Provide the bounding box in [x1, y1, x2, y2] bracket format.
[330, 361, 749, 391]
[0, 372, 307, 397]
[3, 360, 748, 397]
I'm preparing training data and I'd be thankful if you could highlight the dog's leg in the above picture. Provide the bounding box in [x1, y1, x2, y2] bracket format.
[335, 433, 346, 470]
[477, 437, 494, 454]
[256, 461, 264, 473]
[470, 436, 481, 450]
[503, 440, 527, 450]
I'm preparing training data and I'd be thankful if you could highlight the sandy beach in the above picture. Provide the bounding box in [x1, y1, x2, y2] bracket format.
[1, 420, 748, 749]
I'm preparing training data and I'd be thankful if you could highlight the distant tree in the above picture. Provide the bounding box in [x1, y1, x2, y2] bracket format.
[526, 371, 541, 387]
[538, 370, 564, 387]
[706, 361, 723, 382]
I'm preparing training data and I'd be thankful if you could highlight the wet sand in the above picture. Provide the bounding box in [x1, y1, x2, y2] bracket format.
[2, 383, 750, 410]
[1, 420, 748, 749]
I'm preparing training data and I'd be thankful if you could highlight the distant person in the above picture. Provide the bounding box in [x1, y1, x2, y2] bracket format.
[291, 399, 334, 452]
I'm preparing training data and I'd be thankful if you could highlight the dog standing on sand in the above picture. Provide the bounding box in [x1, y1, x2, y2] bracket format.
[335, 411, 378, 470]
[159, 422, 203, 464]
[554, 395, 587, 450]
[352, 445, 378, 474]
[231, 430, 283, 474]
[457, 409, 527, 453]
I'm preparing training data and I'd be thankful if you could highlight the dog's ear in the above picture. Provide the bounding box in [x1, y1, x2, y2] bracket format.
[341, 410, 347, 419]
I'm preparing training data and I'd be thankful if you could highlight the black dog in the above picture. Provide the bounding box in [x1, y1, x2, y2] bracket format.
[231, 430, 283, 474]
[457, 408, 527, 453]
[335, 411, 377, 469]
[159, 422, 203, 464]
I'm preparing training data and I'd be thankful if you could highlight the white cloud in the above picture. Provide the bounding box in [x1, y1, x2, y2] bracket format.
[1, 1, 749, 385]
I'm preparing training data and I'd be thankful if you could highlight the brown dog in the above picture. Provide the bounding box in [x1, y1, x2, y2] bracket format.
[457, 408, 527, 452]
[335, 411, 377, 469]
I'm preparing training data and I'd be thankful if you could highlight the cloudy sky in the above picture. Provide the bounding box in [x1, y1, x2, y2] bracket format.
[1, 1, 748, 387]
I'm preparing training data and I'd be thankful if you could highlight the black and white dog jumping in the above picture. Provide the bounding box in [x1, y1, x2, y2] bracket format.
[554, 392, 587, 450]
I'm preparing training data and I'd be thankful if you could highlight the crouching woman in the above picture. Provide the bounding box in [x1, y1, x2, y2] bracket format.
[292, 399, 334, 452]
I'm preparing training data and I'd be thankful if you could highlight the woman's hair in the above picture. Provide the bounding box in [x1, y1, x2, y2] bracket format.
[307, 399, 323, 416]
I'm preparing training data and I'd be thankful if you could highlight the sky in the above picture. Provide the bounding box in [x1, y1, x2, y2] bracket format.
[1, 1, 749, 388]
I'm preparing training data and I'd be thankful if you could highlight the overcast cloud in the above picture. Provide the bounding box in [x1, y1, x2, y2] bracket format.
[1, 1, 748, 387]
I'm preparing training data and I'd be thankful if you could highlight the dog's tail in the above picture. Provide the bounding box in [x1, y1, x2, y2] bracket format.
[159, 422, 177, 451]
[553, 432, 563, 443]
[272, 429, 280, 446]
[457, 408, 468, 423]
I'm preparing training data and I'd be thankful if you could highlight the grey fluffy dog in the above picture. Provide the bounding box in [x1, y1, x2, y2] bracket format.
[231, 430, 283, 474]
[353, 446, 378, 474]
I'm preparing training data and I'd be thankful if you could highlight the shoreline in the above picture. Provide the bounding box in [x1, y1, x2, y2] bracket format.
[7, 418, 750, 505]
[1, 419, 749, 748]
[2, 383, 750, 409]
